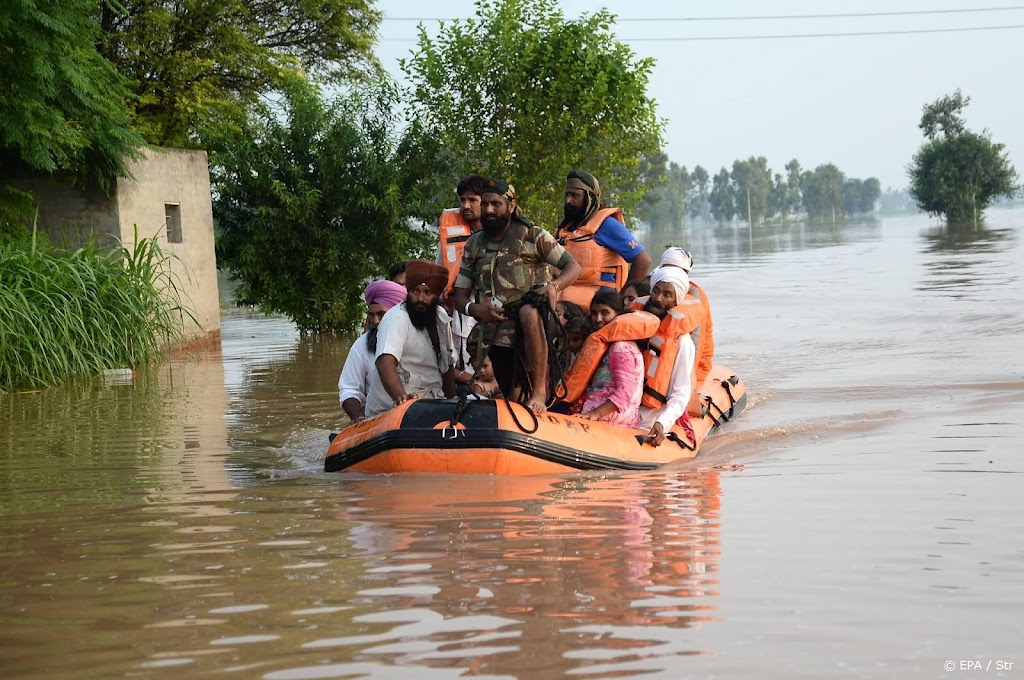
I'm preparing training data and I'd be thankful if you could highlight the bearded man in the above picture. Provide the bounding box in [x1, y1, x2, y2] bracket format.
[556, 170, 652, 308]
[452, 179, 582, 413]
[364, 261, 456, 418]
[338, 278, 408, 422]
[639, 265, 701, 445]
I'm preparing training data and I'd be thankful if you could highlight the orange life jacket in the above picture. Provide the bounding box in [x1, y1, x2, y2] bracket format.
[556, 207, 629, 309]
[632, 296, 703, 410]
[562, 311, 660, 403]
[688, 281, 715, 386]
[438, 208, 474, 292]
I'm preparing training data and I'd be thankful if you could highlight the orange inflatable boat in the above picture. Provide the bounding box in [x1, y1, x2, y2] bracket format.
[325, 364, 745, 475]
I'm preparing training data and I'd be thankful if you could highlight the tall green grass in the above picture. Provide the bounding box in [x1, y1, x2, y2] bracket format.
[0, 227, 194, 392]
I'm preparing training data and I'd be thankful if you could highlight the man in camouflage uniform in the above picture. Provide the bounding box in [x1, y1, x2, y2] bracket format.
[452, 179, 582, 413]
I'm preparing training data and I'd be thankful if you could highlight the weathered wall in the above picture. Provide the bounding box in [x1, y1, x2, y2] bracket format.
[115, 148, 220, 338]
[0, 172, 121, 247]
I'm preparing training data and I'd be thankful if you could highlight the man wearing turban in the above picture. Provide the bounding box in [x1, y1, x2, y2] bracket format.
[555, 170, 652, 307]
[338, 278, 408, 422]
[639, 264, 699, 445]
[452, 179, 582, 413]
[364, 260, 456, 418]
[658, 246, 714, 399]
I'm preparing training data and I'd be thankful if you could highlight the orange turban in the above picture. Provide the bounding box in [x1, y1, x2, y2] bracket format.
[404, 260, 448, 295]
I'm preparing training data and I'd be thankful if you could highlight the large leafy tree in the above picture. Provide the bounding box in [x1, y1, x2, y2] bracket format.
[687, 165, 710, 222]
[0, 0, 144, 193]
[211, 81, 436, 332]
[401, 0, 664, 228]
[730, 156, 772, 225]
[801, 163, 845, 221]
[97, 0, 382, 146]
[709, 168, 735, 224]
[908, 90, 1017, 224]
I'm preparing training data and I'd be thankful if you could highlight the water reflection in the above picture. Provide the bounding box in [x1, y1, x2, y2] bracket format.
[917, 220, 1019, 298]
[318, 470, 724, 677]
[921, 220, 1016, 254]
[639, 218, 883, 267]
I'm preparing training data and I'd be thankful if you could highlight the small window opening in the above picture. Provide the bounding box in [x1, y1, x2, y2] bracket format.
[165, 203, 182, 243]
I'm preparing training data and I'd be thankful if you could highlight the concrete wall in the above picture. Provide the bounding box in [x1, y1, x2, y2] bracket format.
[1, 148, 221, 340]
[0, 172, 121, 248]
[115, 148, 220, 338]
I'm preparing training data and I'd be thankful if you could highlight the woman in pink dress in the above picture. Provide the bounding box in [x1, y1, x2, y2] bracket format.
[571, 290, 645, 428]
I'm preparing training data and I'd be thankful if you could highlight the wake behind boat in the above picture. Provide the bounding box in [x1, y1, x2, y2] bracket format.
[325, 364, 745, 475]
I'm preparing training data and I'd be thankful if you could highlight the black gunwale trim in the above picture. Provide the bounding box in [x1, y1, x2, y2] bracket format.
[325, 429, 661, 472]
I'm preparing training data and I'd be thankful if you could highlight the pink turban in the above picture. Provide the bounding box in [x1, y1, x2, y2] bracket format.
[364, 279, 406, 309]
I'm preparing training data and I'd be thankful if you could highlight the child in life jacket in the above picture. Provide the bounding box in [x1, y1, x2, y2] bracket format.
[569, 290, 645, 427]
[469, 354, 502, 400]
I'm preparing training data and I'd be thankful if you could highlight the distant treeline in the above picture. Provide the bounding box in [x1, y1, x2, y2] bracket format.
[639, 156, 884, 227]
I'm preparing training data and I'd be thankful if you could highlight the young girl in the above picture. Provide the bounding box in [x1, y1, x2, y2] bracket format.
[469, 354, 502, 399]
[555, 300, 586, 326]
[571, 290, 645, 427]
[621, 280, 650, 309]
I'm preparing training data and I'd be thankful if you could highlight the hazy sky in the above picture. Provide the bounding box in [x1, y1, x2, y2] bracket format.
[372, 0, 1023, 190]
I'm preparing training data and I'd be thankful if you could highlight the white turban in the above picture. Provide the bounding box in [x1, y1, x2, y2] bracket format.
[659, 247, 693, 273]
[650, 266, 690, 303]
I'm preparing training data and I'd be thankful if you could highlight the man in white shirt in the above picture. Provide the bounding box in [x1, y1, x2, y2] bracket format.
[638, 265, 697, 445]
[338, 278, 407, 422]
[365, 260, 456, 417]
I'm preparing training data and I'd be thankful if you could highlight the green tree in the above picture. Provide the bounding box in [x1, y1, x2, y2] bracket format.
[784, 159, 803, 217]
[730, 156, 772, 225]
[768, 172, 788, 221]
[908, 90, 1017, 224]
[401, 0, 664, 228]
[859, 177, 881, 214]
[97, 0, 382, 146]
[0, 0, 144, 193]
[801, 163, 845, 221]
[211, 81, 436, 332]
[842, 178, 864, 215]
[709, 168, 735, 224]
[688, 165, 710, 222]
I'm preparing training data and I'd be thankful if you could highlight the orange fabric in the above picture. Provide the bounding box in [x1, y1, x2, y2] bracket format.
[556, 207, 629, 309]
[639, 297, 703, 410]
[438, 208, 473, 292]
[562, 311, 660, 403]
[688, 281, 715, 384]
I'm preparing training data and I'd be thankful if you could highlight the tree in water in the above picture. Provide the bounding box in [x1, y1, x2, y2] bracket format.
[401, 0, 663, 228]
[908, 90, 1017, 225]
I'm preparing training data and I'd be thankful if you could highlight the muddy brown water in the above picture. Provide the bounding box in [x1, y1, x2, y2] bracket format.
[2, 210, 1022, 679]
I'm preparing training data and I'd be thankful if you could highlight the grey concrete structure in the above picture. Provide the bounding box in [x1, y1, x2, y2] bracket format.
[1, 148, 220, 341]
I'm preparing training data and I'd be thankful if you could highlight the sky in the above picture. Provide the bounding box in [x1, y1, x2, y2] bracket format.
[371, 0, 1024, 190]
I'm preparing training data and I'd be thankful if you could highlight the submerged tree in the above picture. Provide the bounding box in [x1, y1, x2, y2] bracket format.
[401, 0, 663, 228]
[908, 90, 1017, 224]
[211, 81, 436, 332]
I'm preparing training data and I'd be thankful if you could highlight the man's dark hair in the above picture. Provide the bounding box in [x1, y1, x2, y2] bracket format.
[623, 280, 650, 297]
[388, 261, 406, 281]
[456, 175, 488, 197]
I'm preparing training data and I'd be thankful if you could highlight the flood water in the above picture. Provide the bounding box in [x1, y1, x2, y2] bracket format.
[2, 210, 1022, 679]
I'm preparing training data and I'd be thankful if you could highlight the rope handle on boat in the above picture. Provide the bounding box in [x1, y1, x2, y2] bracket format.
[634, 431, 695, 451]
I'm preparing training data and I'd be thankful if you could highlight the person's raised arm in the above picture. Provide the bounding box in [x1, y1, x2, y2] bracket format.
[627, 249, 652, 284]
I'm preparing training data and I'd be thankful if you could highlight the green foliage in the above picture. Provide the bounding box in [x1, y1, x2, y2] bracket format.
[0, 230, 191, 392]
[731, 157, 772, 224]
[0, 0, 144, 190]
[687, 166, 710, 222]
[401, 0, 664, 228]
[97, 0, 382, 146]
[211, 81, 436, 332]
[640, 157, 691, 230]
[908, 91, 1017, 224]
[709, 168, 735, 223]
[801, 164, 845, 221]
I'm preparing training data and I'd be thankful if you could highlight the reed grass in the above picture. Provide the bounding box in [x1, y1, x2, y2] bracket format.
[0, 226, 194, 392]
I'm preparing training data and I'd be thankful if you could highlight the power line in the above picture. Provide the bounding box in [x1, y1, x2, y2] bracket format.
[382, 6, 1024, 22]
[378, 23, 1024, 42]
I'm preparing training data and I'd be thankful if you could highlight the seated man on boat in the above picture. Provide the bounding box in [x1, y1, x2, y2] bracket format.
[364, 260, 456, 418]
[451, 178, 582, 413]
[657, 247, 715, 415]
[337, 278, 407, 422]
[638, 264, 703, 445]
[555, 170, 652, 308]
[436, 175, 489, 387]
